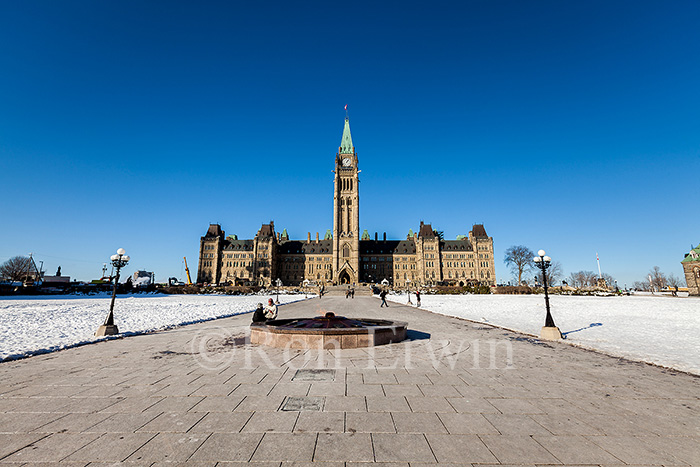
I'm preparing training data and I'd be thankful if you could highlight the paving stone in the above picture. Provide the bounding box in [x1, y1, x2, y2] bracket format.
[366, 396, 410, 412]
[530, 413, 605, 435]
[382, 384, 422, 397]
[486, 397, 547, 414]
[425, 433, 499, 463]
[62, 432, 155, 462]
[391, 412, 447, 434]
[346, 383, 384, 397]
[533, 434, 624, 464]
[437, 412, 500, 434]
[323, 396, 366, 412]
[307, 382, 345, 396]
[478, 434, 561, 464]
[137, 412, 206, 432]
[83, 412, 161, 432]
[0, 412, 65, 433]
[188, 395, 245, 412]
[584, 434, 692, 465]
[187, 432, 262, 462]
[147, 396, 204, 413]
[313, 432, 373, 462]
[405, 396, 455, 413]
[0, 433, 48, 459]
[294, 411, 344, 433]
[280, 396, 323, 412]
[242, 411, 299, 432]
[267, 382, 311, 397]
[235, 395, 286, 412]
[126, 432, 208, 463]
[292, 369, 335, 382]
[372, 433, 436, 463]
[30, 412, 111, 433]
[445, 396, 499, 413]
[482, 413, 552, 435]
[251, 433, 317, 462]
[189, 412, 252, 433]
[99, 397, 162, 413]
[346, 412, 395, 433]
[3, 432, 101, 462]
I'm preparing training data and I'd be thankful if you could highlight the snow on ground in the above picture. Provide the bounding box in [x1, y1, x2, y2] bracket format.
[0, 293, 306, 361]
[388, 292, 700, 375]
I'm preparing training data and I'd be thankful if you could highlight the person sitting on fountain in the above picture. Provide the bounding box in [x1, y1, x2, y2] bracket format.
[264, 298, 278, 321]
[252, 303, 266, 323]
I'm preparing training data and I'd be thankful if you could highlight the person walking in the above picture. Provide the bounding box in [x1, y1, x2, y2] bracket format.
[406, 290, 412, 305]
[346, 285, 351, 299]
[380, 289, 389, 307]
[415, 290, 421, 307]
[350, 286, 355, 298]
[263, 298, 278, 321]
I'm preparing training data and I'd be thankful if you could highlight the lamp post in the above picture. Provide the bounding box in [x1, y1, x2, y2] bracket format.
[96, 248, 130, 337]
[275, 278, 282, 304]
[534, 249, 561, 340]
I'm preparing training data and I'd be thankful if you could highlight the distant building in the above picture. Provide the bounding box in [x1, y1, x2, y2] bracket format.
[197, 117, 496, 288]
[681, 244, 700, 296]
[133, 270, 154, 288]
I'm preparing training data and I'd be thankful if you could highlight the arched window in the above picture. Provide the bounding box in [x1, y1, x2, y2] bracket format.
[343, 245, 350, 258]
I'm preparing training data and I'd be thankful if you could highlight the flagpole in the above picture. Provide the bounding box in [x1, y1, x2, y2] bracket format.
[596, 252, 602, 279]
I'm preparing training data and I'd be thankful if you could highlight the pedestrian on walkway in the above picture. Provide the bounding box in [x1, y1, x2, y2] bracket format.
[415, 290, 421, 307]
[380, 289, 389, 307]
[264, 298, 278, 321]
[346, 285, 351, 299]
[252, 303, 266, 323]
[350, 286, 355, 298]
[407, 290, 412, 305]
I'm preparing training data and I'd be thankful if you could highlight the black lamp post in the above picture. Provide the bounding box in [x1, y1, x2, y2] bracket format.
[96, 248, 130, 337]
[534, 249, 561, 339]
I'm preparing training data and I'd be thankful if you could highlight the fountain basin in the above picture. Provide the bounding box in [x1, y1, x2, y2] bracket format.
[250, 312, 407, 349]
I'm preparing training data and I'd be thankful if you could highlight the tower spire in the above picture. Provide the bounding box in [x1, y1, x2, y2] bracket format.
[340, 116, 354, 154]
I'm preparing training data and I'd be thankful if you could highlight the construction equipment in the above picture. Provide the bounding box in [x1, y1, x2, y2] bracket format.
[183, 257, 193, 285]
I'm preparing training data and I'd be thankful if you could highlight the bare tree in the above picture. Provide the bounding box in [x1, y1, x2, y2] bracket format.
[567, 270, 599, 288]
[535, 260, 563, 286]
[504, 245, 535, 285]
[632, 280, 650, 291]
[0, 256, 34, 282]
[666, 273, 683, 288]
[649, 266, 666, 291]
[601, 273, 616, 289]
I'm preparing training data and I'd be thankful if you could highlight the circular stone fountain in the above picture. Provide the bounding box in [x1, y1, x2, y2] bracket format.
[250, 312, 408, 349]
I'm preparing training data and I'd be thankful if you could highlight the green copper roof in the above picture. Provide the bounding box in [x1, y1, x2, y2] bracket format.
[340, 117, 354, 154]
[324, 229, 333, 240]
[281, 228, 289, 240]
[361, 229, 370, 240]
[681, 244, 700, 263]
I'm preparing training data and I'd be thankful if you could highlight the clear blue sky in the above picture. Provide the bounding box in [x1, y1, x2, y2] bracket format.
[1, 1, 699, 287]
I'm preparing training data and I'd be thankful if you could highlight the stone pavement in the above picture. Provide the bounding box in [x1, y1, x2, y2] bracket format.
[0, 296, 698, 466]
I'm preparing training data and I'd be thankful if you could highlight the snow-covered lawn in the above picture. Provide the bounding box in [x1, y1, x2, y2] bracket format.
[388, 292, 700, 375]
[0, 293, 306, 361]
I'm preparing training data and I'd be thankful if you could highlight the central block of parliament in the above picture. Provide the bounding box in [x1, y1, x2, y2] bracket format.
[198, 117, 496, 288]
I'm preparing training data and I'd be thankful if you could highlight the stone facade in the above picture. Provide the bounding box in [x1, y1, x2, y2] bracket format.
[681, 244, 700, 296]
[197, 117, 496, 288]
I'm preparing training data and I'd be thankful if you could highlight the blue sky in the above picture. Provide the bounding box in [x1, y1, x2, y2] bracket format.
[1, 1, 699, 287]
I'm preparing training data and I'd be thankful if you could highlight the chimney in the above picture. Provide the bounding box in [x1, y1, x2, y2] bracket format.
[383, 232, 386, 242]
[307, 232, 311, 243]
[375, 232, 378, 241]
[277, 232, 280, 241]
[316, 232, 319, 243]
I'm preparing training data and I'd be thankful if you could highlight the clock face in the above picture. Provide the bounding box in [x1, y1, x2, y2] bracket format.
[342, 157, 351, 167]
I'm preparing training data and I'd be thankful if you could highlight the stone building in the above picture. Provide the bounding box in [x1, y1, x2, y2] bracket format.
[681, 244, 700, 296]
[197, 117, 496, 288]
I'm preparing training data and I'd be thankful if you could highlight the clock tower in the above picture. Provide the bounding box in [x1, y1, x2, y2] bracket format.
[332, 117, 360, 284]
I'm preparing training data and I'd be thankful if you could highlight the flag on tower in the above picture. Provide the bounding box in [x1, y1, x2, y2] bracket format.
[344, 104, 347, 111]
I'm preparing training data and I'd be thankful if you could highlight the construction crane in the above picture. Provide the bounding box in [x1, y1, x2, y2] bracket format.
[183, 256, 193, 285]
